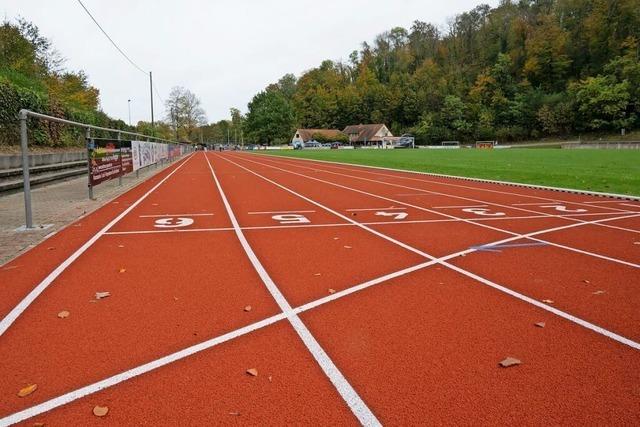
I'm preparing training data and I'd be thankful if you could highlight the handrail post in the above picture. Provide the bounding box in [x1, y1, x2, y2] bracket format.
[86, 127, 94, 200]
[117, 131, 123, 186]
[19, 110, 33, 229]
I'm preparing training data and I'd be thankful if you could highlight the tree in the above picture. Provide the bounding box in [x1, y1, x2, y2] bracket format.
[164, 86, 207, 141]
[245, 89, 295, 145]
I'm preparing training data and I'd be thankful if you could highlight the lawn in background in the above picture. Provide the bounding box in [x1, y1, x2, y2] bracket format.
[258, 148, 640, 196]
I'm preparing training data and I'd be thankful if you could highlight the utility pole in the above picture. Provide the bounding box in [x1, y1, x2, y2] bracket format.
[127, 99, 131, 126]
[149, 72, 155, 132]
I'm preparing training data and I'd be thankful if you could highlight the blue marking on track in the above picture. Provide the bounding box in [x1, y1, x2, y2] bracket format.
[470, 241, 549, 253]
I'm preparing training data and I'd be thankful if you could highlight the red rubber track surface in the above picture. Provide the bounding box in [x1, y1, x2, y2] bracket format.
[0, 151, 638, 425]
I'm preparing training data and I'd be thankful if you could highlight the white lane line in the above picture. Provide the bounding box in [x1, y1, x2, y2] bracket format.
[260, 155, 640, 236]
[0, 154, 196, 338]
[0, 313, 288, 427]
[248, 210, 316, 215]
[222, 154, 640, 349]
[236, 154, 640, 267]
[206, 154, 380, 426]
[4, 208, 640, 425]
[432, 204, 488, 209]
[395, 193, 433, 196]
[620, 203, 640, 209]
[346, 207, 406, 212]
[583, 200, 631, 204]
[138, 213, 214, 218]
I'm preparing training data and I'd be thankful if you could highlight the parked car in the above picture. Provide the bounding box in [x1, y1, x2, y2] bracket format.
[394, 134, 414, 148]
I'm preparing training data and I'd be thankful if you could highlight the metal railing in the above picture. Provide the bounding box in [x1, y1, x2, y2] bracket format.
[18, 109, 188, 229]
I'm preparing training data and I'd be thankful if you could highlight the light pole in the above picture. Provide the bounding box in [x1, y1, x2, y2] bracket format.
[127, 99, 132, 127]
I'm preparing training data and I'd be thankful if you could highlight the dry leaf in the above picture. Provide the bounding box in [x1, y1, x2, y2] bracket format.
[314, 273, 321, 276]
[246, 368, 258, 377]
[117, 245, 125, 248]
[333, 237, 339, 240]
[119, 268, 126, 273]
[499, 357, 522, 368]
[57, 310, 70, 319]
[328, 288, 336, 294]
[47, 247, 55, 251]
[535, 322, 546, 328]
[33, 422, 45, 427]
[592, 290, 606, 295]
[351, 213, 357, 216]
[582, 279, 591, 284]
[244, 305, 252, 312]
[542, 299, 554, 304]
[95, 292, 110, 300]
[268, 376, 272, 382]
[173, 297, 179, 301]
[229, 412, 240, 416]
[633, 241, 640, 245]
[93, 405, 109, 417]
[343, 245, 352, 249]
[18, 384, 37, 397]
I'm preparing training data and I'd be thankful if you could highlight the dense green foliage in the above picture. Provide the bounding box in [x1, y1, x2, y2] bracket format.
[260, 148, 640, 195]
[244, 0, 640, 144]
[0, 18, 174, 147]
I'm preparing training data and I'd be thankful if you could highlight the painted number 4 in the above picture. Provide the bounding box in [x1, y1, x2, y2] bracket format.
[462, 207, 505, 216]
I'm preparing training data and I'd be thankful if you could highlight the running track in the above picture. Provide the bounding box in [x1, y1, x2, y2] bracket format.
[1, 151, 639, 425]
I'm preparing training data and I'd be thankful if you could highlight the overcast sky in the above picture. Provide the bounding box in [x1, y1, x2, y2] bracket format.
[3, 0, 497, 125]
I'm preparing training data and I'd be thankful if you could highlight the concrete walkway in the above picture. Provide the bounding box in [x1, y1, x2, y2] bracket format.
[0, 163, 171, 265]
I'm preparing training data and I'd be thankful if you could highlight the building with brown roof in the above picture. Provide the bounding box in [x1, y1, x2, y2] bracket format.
[291, 129, 344, 145]
[342, 124, 393, 145]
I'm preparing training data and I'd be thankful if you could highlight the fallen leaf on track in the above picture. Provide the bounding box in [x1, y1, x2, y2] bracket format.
[32, 422, 45, 426]
[229, 412, 240, 416]
[499, 357, 522, 368]
[314, 273, 321, 276]
[246, 368, 258, 377]
[244, 305, 252, 312]
[18, 384, 37, 397]
[119, 268, 126, 273]
[535, 322, 546, 328]
[592, 290, 606, 295]
[343, 245, 352, 249]
[57, 310, 70, 319]
[542, 299, 554, 304]
[117, 245, 124, 248]
[268, 376, 272, 382]
[46, 247, 55, 251]
[93, 406, 109, 417]
[582, 279, 591, 284]
[328, 288, 336, 294]
[333, 237, 339, 240]
[95, 292, 110, 300]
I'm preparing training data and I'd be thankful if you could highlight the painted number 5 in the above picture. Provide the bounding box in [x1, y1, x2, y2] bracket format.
[462, 207, 506, 216]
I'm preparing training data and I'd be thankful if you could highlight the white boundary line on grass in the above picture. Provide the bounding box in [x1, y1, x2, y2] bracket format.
[0, 154, 196, 338]
[219, 153, 640, 348]
[204, 154, 380, 427]
[233, 154, 640, 267]
[252, 152, 640, 201]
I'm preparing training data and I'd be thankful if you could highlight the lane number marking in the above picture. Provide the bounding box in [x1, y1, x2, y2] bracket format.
[375, 211, 409, 220]
[154, 217, 194, 228]
[461, 207, 506, 216]
[539, 204, 587, 213]
[272, 214, 310, 224]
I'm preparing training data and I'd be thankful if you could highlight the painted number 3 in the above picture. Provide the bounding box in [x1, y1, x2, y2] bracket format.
[154, 217, 194, 228]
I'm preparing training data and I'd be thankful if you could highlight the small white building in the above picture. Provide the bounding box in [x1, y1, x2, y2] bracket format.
[291, 129, 344, 145]
[343, 124, 393, 146]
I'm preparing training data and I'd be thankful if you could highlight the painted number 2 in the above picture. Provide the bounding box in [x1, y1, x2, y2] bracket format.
[271, 214, 310, 224]
[461, 208, 506, 216]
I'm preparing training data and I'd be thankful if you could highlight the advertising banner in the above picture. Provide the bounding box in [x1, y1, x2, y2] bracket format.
[120, 141, 133, 174]
[88, 139, 122, 186]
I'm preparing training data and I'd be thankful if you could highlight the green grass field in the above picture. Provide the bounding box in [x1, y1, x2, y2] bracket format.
[258, 148, 640, 196]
